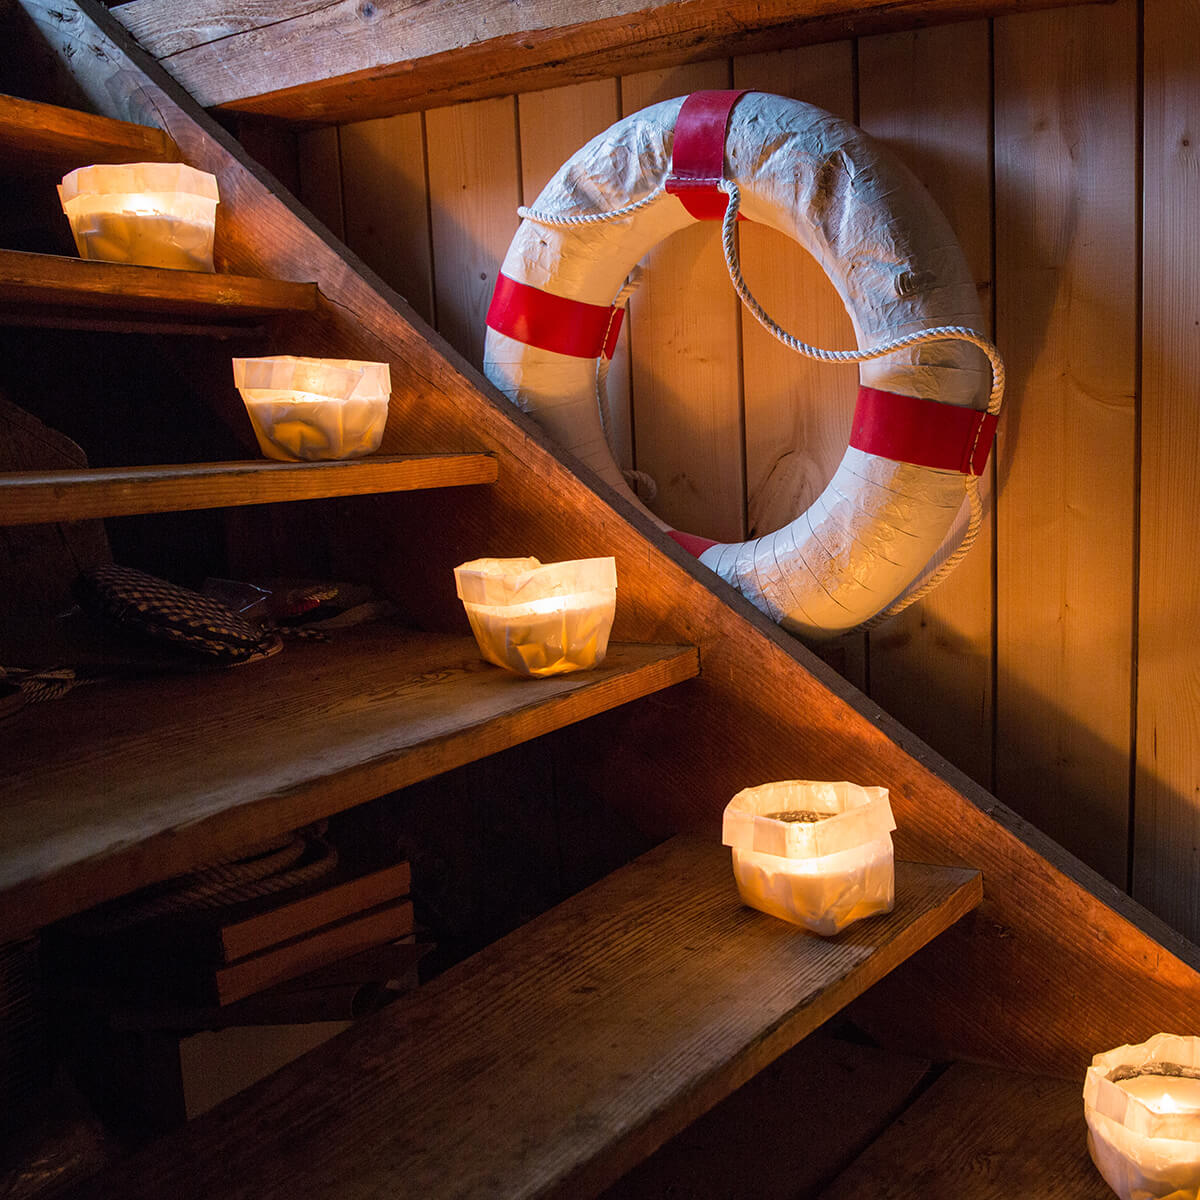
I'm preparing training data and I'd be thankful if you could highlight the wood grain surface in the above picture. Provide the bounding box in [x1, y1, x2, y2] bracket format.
[109, 0, 1109, 124]
[604, 1034, 932, 1199]
[859, 21, 996, 790]
[0, 248, 318, 319]
[19, 0, 1200, 1081]
[622, 60, 746, 543]
[993, 0, 1138, 886]
[338, 112, 435, 325]
[820, 1061, 1111, 1198]
[732, 43, 857, 544]
[0, 398, 111, 663]
[731, 42, 866, 689]
[517, 79, 633, 470]
[0, 453, 498, 525]
[296, 126, 345, 241]
[426, 96, 521, 368]
[0, 631, 697, 940]
[62, 838, 980, 1200]
[0, 91, 177, 170]
[1133, 0, 1200, 934]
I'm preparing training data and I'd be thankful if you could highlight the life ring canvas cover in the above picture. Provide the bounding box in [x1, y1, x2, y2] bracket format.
[484, 92, 991, 639]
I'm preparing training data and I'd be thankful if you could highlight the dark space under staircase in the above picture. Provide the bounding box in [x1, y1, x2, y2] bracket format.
[0, 2, 1198, 1197]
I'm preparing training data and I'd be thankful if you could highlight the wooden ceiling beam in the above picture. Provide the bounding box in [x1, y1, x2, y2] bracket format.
[111, 0, 1108, 126]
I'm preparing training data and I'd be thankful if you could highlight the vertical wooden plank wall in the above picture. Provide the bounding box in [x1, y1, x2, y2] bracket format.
[732, 46, 856, 538]
[994, 1, 1138, 886]
[426, 98, 521, 367]
[338, 114, 434, 325]
[858, 23, 995, 787]
[295, 5, 1200, 942]
[731, 44, 866, 689]
[296, 127, 344, 242]
[621, 61, 747, 543]
[516, 81, 633, 472]
[1135, 0, 1200, 935]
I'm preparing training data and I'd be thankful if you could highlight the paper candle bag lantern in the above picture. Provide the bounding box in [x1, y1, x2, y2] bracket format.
[232, 356, 391, 462]
[1085, 1034, 1200, 1199]
[722, 780, 896, 935]
[58, 162, 220, 272]
[453, 556, 617, 678]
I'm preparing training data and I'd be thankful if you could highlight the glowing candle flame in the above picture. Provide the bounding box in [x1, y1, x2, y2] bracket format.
[1115, 1071, 1200, 1115]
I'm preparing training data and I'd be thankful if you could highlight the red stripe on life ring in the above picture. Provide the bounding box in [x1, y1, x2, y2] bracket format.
[668, 529, 719, 557]
[487, 273, 625, 360]
[666, 90, 749, 222]
[850, 386, 998, 476]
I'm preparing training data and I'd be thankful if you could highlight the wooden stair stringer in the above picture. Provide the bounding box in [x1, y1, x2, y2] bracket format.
[18, 0, 1200, 1081]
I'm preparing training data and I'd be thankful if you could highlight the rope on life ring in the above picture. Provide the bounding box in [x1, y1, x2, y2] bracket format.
[484, 90, 1005, 639]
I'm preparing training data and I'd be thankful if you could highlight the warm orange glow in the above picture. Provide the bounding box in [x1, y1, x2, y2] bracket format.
[1084, 1037, 1200, 1199]
[58, 162, 219, 272]
[722, 781, 896, 936]
[454, 557, 617, 678]
[1117, 1073, 1200, 1116]
[232, 356, 391, 462]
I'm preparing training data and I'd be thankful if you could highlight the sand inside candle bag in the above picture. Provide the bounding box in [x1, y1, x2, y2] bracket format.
[243, 394, 388, 461]
[765, 810, 830, 823]
[1108, 1063, 1200, 1084]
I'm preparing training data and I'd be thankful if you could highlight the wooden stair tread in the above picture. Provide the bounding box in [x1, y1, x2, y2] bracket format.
[0, 453, 498, 524]
[66, 837, 982, 1200]
[818, 1061, 1109, 1198]
[0, 92, 177, 171]
[0, 629, 698, 940]
[603, 1034, 934, 1199]
[0, 249, 317, 322]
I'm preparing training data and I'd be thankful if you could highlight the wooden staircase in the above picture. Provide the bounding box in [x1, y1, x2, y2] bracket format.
[54, 843, 981, 1200]
[0, 2, 1198, 1197]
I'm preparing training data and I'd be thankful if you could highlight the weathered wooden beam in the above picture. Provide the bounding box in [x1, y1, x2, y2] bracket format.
[110, 0, 1111, 125]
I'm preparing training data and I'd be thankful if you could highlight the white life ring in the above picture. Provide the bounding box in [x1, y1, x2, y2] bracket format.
[484, 91, 1001, 639]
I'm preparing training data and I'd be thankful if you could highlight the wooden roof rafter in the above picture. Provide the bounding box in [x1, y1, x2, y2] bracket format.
[111, 0, 1111, 126]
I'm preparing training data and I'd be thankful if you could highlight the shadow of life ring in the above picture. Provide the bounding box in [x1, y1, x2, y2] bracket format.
[484, 90, 1004, 640]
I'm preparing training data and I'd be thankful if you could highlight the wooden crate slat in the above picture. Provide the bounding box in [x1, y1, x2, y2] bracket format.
[0, 631, 698, 940]
[0, 92, 177, 170]
[0, 249, 317, 320]
[62, 837, 981, 1200]
[0, 453, 499, 525]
